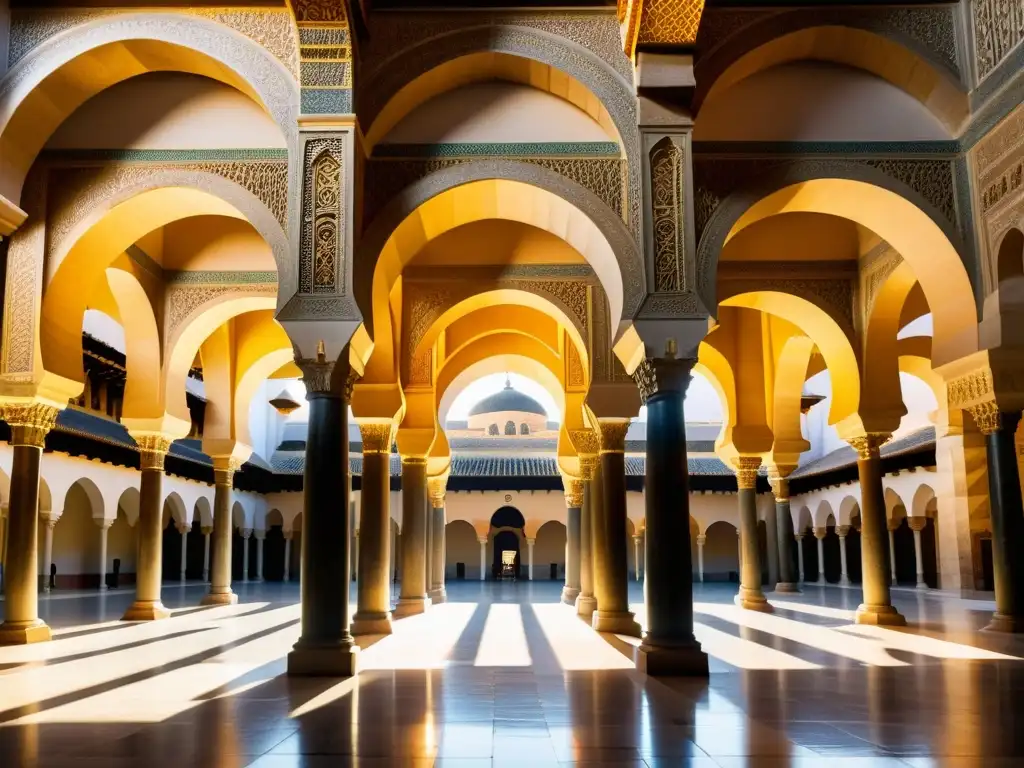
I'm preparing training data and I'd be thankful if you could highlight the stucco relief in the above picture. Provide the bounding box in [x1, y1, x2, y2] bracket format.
[649, 138, 686, 293]
[300, 138, 346, 295]
[973, 103, 1024, 289]
[972, 0, 1024, 81]
[1, 170, 46, 378]
[166, 284, 277, 337]
[720, 277, 856, 343]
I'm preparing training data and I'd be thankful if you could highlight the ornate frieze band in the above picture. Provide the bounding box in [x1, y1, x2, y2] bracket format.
[290, 1, 353, 114]
[650, 137, 687, 293]
[300, 137, 347, 296]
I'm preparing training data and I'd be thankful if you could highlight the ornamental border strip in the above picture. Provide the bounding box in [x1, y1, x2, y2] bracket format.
[371, 142, 622, 159]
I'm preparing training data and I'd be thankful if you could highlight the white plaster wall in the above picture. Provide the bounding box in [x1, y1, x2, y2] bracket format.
[46, 72, 287, 150]
[446, 519, 481, 578]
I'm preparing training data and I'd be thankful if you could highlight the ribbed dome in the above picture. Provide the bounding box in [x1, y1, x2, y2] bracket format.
[468, 378, 546, 417]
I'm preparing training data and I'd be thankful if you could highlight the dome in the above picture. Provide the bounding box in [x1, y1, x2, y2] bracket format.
[468, 377, 546, 418]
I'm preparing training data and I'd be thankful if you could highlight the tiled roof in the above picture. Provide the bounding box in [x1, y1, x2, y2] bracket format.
[790, 427, 935, 479]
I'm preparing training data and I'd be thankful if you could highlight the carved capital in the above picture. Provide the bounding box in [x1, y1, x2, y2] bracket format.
[132, 433, 174, 471]
[887, 518, 902, 532]
[579, 453, 598, 480]
[563, 477, 584, 508]
[427, 476, 447, 507]
[176, 522, 191, 535]
[767, 467, 791, 502]
[597, 419, 630, 453]
[0, 402, 59, 448]
[97, 517, 115, 530]
[201, 525, 213, 536]
[813, 526, 827, 540]
[836, 525, 851, 538]
[733, 456, 761, 490]
[570, 429, 599, 457]
[297, 355, 336, 395]
[847, 432, 891, 460]
[946, 367, 994, 411]
[696, 534, 706, 545]
[213, 456, 243, 487]
[908, 517, 929, 532]
[359, 421, 395, 454]
[966, 400, 1001, 435]
[632, 355, 696, 404]
[283, 529, 294, 540]
[241, 527, 253, 539]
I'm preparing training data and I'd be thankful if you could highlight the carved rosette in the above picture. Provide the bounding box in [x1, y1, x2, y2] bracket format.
[733, 456, 761, 490]
[427, 476, 447, 508]
[359, 422, 395, 454]
[0, 402, 59, 448]
[847, 432, 891, 460]
[132, 433, 174, 471]
[213, 457, 243, 487]
[632, 355, 697, 404]
[597, 420, 630, 454]
[563, 477, 584, 508]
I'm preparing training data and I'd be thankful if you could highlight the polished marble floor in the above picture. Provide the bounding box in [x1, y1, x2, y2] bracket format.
[1, 578, 1023, 767]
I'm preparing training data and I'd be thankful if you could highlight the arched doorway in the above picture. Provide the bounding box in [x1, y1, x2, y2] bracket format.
[535, 520, 567, 580]
[264, 509, 286, 582]
[490, 506, 525, 579]
[703, 521, 739, 582]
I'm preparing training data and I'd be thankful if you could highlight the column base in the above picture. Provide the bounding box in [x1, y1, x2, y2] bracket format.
[636, 640, 709, 677]
[984, 612, 1024, 633]
[592, 610, 642, 637]
[122, 600, 171, 621]
[735, 588, 773, 612]
[429, 587, 447, 604]
[0, 619, 52, 645]
[916, 581, 928, 590]
[855, 603, 906, 626]
[200, 591, 238, 606]
[287, 642, 359, 677]
[351, 611, 394, 636]
[560, 586, 580, 605]
[575, 593, 597, 619]
[774, 582, 801, 594]
[392, 596, 431, 618]
[840, 577, 851, 586]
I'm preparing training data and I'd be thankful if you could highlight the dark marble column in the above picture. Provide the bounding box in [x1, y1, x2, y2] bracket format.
[287, 352, 358, 676]
[395, 456, 430, 617]
[735, 457, 771, 612]
[770, 472, 800, 593]
[124, 435, 174, 620]
[976, 409, 1024, 631]
[592, 419, 640, 636]
[562, 476, 583, 605]
[575, 450, 598, 618]
[202, 457, 240, 606]
[0, 403, 58, 645]
[352, 422, 393, 636]
[428, 476, 447, 604]
[849, 433, 905, 626]
[635, 357, 708, 675]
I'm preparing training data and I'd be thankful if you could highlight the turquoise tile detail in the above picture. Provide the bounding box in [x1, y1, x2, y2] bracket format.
[41, 148, 288, 163]
[301, 88, 352, 115]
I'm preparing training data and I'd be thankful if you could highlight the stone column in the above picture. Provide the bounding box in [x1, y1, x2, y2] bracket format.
[837, 525, 851, 585]
[287, 351, 358, 676]
[634, 354, 708, 675]
[888, 523, 898, 582]
[352, 422, 394, 636]
[526, 537, 535, 581]
[283, 531, 292, 583]
[241, 528, 252, 583]
[735, 457, 771, 612]
[592, 419, 640, 636]
[575, 439, 598, 618]
[98, 518, 112, 590]
[202, 458, 240, 606]
[848, 434, 905, 626]
[769, 472, 800, 593]
[478, 537, 487, 581]
[0, 402, 58, 645]
[561, 477, 583, 604]
[814, 527, 827, 583]
[395, 456, 430, 617]
[795, 534, 805, 582]
[633, 534, 642, 581]
[178, 522, 189, 582]
[352, 529, 359, 582]
[696, 535, 705, 582]
[123, 434, 174, 621]
[202, 526, 212, 582]
[427, 476, 447, 603]
[41, 515, 55, 593]
[909, 517, 928, 589]
[255, 531, 265, 582]
[762, 498, 779, 587]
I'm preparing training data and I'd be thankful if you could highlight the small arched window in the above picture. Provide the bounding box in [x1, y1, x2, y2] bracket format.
[488, 423, 499, 436]
[504, 420, 516, 435]
[520, 423, 530, 435]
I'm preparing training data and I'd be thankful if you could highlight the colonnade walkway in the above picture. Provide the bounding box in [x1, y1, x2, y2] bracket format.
[1, 581, 1023, 766]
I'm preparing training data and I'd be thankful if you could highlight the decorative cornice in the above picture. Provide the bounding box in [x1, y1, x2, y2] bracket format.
[0, 402, 60, 448]
[373, 142, 621, 159]
[847, 433, 892, 460]
[213, 456, 243, 486]
[734, 456, 761, 490]
[165, 271, 279, 286]
[692, 140, 962, 156]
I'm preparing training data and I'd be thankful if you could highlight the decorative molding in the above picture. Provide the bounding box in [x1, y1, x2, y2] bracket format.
[862, 246, 903, 319]
[292, 2, 352, 115]
[404, 264, 596, 281]
[300, 136, 346, 295]
[631, 355, 696, 404]
[567, 342, 586, 388]
[692, 141, 961, 156]
[734, 456, 761, 490]
[0, 402, 60, 448]
[166, 284, 276, 335]
[41, 149, 289, 164]
[373, 143, 621, 159]
[946, 368, 995, 410]
[165, 270, 279, 286]
[650, 137, 686, 293]
[297, 355, 335, 396]
[972, 0, 1024, 82]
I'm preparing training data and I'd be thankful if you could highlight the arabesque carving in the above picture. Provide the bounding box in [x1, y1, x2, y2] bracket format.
[972, 0, 1024, 81]
[0, 401, 60, 448]
[301, 138, 346, 295]
[132, 433, 174, 471]
[847, 432, 892, 460]
[650, 138, 686, 293]
[359, 422, 396, 454]
[632, 356, 697, 404]
[563, 477, 584, 508]
[597, 420, 630, 453]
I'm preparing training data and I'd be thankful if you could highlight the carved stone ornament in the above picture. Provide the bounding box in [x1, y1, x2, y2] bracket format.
[946, 368, 995, 411]
[132, 433, 174, 471]
[297, 352, 336, 396]
[632, 355, 697, 404]
[836, 525, 851, 538]
[359, 422, 395, 454]
[965, 400, 1001, 435]
[202, 525, 214, 536]
[0, 402, 59, 448]
[813, 526, 828, 540]
[579, 453, 598, 481]
[767, 470, 790, 502]
[847, 432, 892, 460]
[427, 476, 447, 507]
[597, 420, 630, 453]
[563, 477, 584, 508]
[650, 137, 687, 293]
[733, 456, 761, 490]
[213, 457, 243, 486]
[972, 0, 1024, 81]
[570, 429, 600, 458]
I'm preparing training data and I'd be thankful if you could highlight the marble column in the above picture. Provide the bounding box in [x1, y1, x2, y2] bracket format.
[762, 498, 780, 587]
[241, 528, 252, 583]
[592, 419, 640, 636]
[848, 434, 905, 626]
[202, 526, 212, 582]
[973, 409, 1024, 631]
[123, 434, 174, 621]
[526, 537, 535, 581]
[41, 515, 55, 593]
[255, 531, 265, 582]
[0, 402, 59, 645]
[352, 422, 394, 636]
[395, 456, 430, 617]
[837, 525, 851, 585]
[814, 527, 827, 583]
[283, 531, 292, 583]
[575, 442, 598, 618]
[98, 518, 112, 590]
[769, 472, 800, 593]
[909, 517, 927, 589]
[202, 459, 239, 606]
[478, 537, 487, 581]
[735, 457, 771, 612]
[352, 529, 359, 582]
[635, 355, 708, 675]
[561, 477, 582, 604]
[428, 477, 447, 603]
[178, 522, 189, 582]
[696, 535, 705, 582]
[633, 534, 642, 581]
[287, 351, 358, 676]
[795, 534, 806, 582]
[888, 524, 899, 582]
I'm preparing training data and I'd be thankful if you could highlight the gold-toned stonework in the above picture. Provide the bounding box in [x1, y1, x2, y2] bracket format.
[768, 470, 790, 502]
[620, 0, 705, 59]
[360, 422, 395, 454]
[291, 1, 349, 24]
[213, 457, 244, 486]
[570, 429, 600, 459]
[650, 138, 685, 293]
[597, 420, 630, 453]
[563, 477, 584, 508]
[946, 368, 995, 410]
[132, 433, 174, 471]
[966, 400, 1001, 435]
[0, 402, 59, 448]
[733, 456, 761, 490]
[428, 477, 447, 507]
[847, 433, 892, 460]
[312, 152, 341, 290]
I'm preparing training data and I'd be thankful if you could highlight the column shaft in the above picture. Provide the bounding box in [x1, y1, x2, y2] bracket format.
[912, 529, 925, 587]
[180, 528, 188, 581]
[41, 519, 54, 593]
[256, 537, 265, 582]
[838, 529, 850, 585]
[395, 458, 430, 616]
[633, 536, 642, 581]
[352, 438, 393, 636]
[697, 537, 705, 582]
[888, 529, 898, 581]
[816, 534, 826, 582]
[526, 538, 535, 581]
[123, 456, 170, 621]
[429, 504, 446, 602]
[203, 467, 238, 606]
[562, 503, 581, 604]
[478, 537, 486, 581]
[242, 534, 250, 582]
[796, 536, 805, 582]
[283, 536, 291, 582]
[774, 494, 800, 592]
[99, 523, 109, 590]
[983, 414, 1024, 631]
[575, 457, 597, 617]
[202, 530, 211, 582]
[736, 475, 770, 612]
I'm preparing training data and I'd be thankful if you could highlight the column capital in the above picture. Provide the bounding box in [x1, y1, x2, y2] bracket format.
[526, 537, 536, 545]
[846, 432, 891, 460]
[283, 529, 294, 540]
[202, 525, 213, 536]
[96, 517, 115, 530]
[632, 533, 643, 542]
[887, 517, 902, 532]
[813, 526, 827, 540]
[596, 418, 630, 454]
[733, 456, 761, 490]
[836, 525, 851, 538]
[0, 401, 60, 448]
[562, 476, 584, 508]
[696, 534, 706, 545]
[131, 432, 175, 471]
[296, 341, 358, 400]
[767, 465, 794, 501]
[241, 527, 253, 539]
[359, 421, 395, 453]
[43, 514, 57, 530]
[400, 454, 429, 466]
[570, 429, 599, 460]
[175, 521, 191, 535]
[254, 528, 266, 540]
[212, 455, 243, 486]
[427, 475, 447, 507]
[907, 516, 928, 532]
[794, 532, 805, 541]
[477, 536, 487, 545]
[632, 354, 697, 403]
